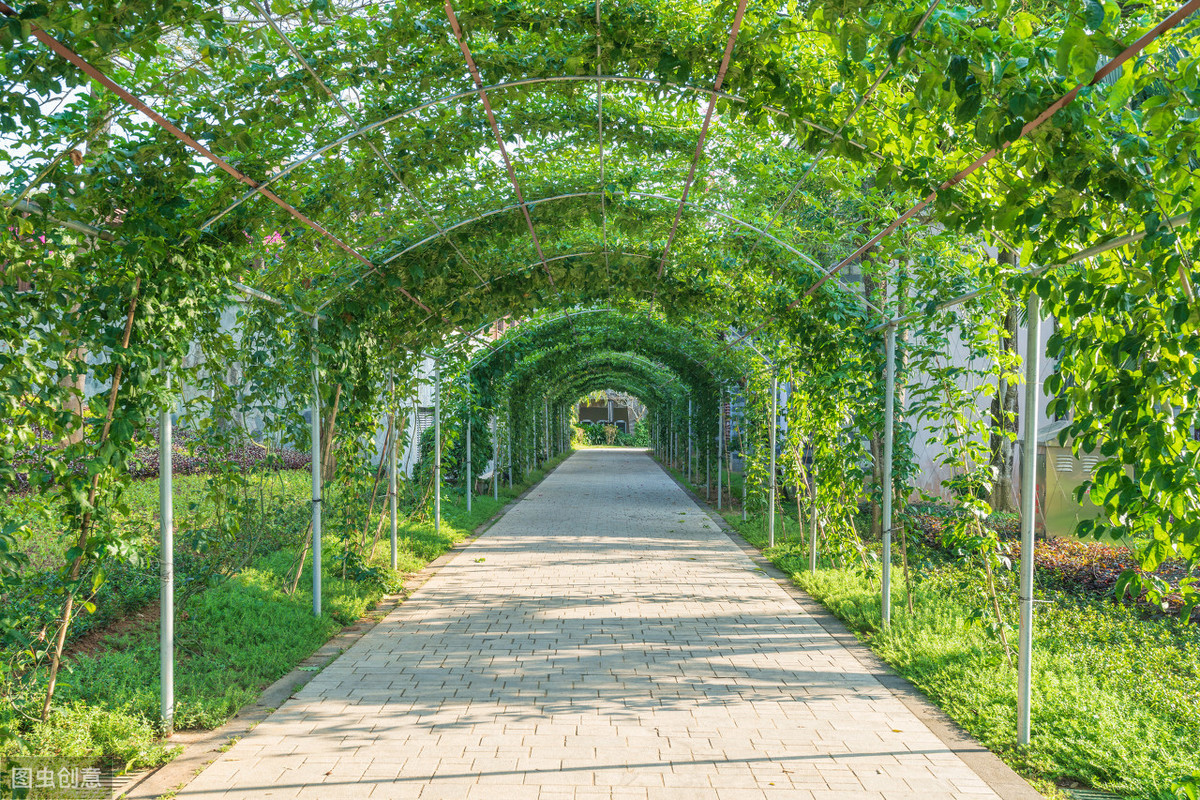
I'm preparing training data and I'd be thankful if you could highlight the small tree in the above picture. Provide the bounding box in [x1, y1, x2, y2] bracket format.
[603, 424, 618, 446]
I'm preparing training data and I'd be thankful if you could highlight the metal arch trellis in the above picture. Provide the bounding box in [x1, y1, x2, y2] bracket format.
[444, 0, 556, 290]
[195, 74, 889, 237]
[525, 351, 686, 394]
[13, 4, 1141, 328]
[247, 0, 487, 287]
[315, 188, 865, 313]
[451, 251, 656, 303]
[10, 4, 1195, 335]
[743, 0, 944, 263]
[533, 356, 688, 413]
[459, 307, 730, 390]
[594, 0, 610, 282]
[0, 3, 440, 319]
[14, 193, 1180, 345]
[724, 0, 1200, 352]
[651, 0, 750, 290]
[863, 207, 1195, 334]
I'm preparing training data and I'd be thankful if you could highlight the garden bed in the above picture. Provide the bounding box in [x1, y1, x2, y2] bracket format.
[0, 451, 569, 776]
[670, 465, 1200, 800]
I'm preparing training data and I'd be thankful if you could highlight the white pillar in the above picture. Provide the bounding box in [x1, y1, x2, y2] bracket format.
[687, 396, 693, 483]
[717, 392, 724, 510]
[741, 422, 748, 523]
[466, 379, 472, 514]
[808, 472, 818, 573]
[506, 412, 513, 488]
[310, 315, 322, 618]
[493, 415, 500, 501]
[882, 325, 896, 626]
[768, 374, 777, 547]
[1018, 292, 1043, 746]
[158, 360, 174, 732]
[434, 361, 441, 535]
[389, 372, 397, 570]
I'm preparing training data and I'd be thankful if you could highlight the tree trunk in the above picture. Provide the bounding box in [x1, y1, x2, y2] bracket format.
[990, 250, 1020, 512]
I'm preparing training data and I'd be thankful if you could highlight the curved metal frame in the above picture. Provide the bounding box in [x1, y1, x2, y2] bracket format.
[319, 189, 853, 312]
[201, 74, 825, 233]
[460, 307, 731, 392]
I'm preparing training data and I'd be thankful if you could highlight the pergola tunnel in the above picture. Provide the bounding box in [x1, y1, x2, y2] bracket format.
[2, 0, 1199, 796]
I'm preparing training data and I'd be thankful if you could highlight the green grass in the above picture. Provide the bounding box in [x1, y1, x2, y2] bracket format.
[696, 482, 1200, 800]
[5, 451, 570, 772]
[10, 471, 314, 574]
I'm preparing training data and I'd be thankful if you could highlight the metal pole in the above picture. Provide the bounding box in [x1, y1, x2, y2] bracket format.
[493, 415, 500, 500]
[544, 398, 550, 462]
[688, 396, 693, 483]
[506, 412, 512, 489]
[717, 392, 724, 510]
[808, 468, 818, 572]
[769, 374, 777, 547]
[158, 359, 174, 732]
[1018, 292, 1043, 746]
[882, 325, 896, 626]
[741, 422, 748, 523]
[434, 361, 441, 535]
[466, 378, 472, 514]
[310, 315, 322, 618]
[389, 372, 398, 570]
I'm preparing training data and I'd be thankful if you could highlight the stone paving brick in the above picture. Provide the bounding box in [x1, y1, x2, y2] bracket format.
[178, 450, 1017, 799]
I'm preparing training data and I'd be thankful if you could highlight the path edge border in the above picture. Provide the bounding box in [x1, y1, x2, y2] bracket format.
[652, 456, 1045, 800]
[123, 453, 574, 800]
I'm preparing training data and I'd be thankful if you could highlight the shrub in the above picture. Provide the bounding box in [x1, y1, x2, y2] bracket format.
[20, 703, 177, 773]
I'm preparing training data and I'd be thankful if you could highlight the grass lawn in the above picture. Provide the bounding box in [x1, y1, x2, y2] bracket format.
[3, 452, 571, 773]
[669, 460, 1200, 800]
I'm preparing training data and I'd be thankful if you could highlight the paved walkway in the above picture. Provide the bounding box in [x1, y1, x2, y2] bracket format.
[179, 449, 1018, 799]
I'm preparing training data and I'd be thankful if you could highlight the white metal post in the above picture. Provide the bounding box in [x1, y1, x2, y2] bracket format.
[808, 473, 818, 573]
[466, 378, 472, 514]
[434, 361, 441, 535]
[1018, 292, 1042, 746]
[768, 374, 777, 547]
[543, 398, 550, 462]
[389, 373, 397, 570]
[882, 325, 896, 626]
[688, 396, 693, 483]
[741, 425, 748, 522]
[717, 392, 724, 510]
[493, 415, 500, 501]
[158, 360, 174, 732]
[506, 412, 512, 489]
[310, 315, 323, 618]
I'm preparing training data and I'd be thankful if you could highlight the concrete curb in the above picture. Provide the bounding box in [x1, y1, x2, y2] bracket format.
[653, 455, 1045, 800]
[123, 454, 572, 800]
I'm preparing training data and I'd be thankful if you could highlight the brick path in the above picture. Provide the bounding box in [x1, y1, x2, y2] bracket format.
[178, 448, 1013, 799]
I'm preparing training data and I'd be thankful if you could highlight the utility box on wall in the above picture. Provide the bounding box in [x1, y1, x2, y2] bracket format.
[1035, 419, 1104, 538]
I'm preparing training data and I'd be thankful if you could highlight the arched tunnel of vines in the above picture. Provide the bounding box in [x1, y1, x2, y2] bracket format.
[1, 0, 1198, 796]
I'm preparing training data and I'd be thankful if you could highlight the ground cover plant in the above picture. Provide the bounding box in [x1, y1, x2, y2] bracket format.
[0, 430, 567, 773]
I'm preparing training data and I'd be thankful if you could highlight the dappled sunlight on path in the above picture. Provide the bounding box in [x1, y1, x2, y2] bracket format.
[178, 449, 1015, 799]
